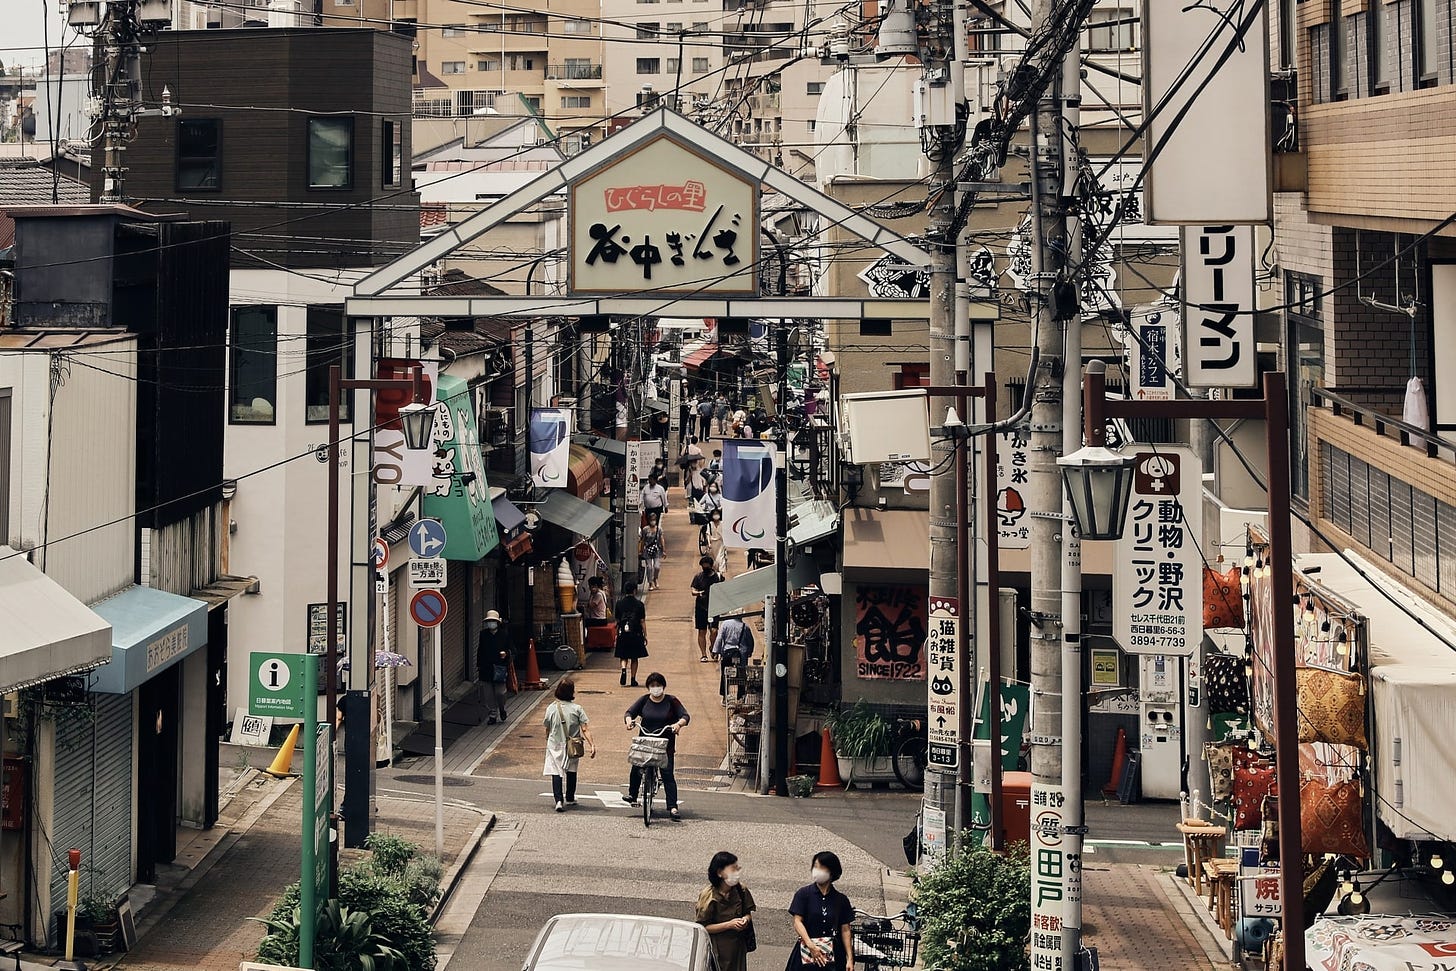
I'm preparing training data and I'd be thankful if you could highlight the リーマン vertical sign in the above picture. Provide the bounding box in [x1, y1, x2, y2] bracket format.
[1142, 0, 1270, 224]
[1182, 225, 1258, 388]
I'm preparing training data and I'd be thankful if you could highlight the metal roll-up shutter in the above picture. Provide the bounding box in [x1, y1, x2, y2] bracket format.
[50, 693, 133, 935]
[440, 564, 469, 694]
[384, 568, 401, 655]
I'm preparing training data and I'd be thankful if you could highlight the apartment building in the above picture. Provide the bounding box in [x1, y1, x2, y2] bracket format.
[599, 0, 724, 121]
[405, 0, 609, 150]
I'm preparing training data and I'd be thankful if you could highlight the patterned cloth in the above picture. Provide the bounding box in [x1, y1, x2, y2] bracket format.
[1307, 916, 1456, 970]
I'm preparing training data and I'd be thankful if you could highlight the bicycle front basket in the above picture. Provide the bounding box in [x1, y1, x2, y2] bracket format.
[628, 734, 670, 768]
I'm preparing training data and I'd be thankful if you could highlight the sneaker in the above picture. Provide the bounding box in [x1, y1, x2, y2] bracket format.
[499, 710, 508, 721]
[626, 797, 638, 807]
[486, 716, 498, 726]
[620, 669, 628, 686]
[564, 799, 578, 807]
[630, 680, 640, 687]
[555, 801, 565, 813]
[669, 809, 682, 821]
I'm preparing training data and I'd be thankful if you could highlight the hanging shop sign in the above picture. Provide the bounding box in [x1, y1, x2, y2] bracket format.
[1129, 308, 1179, 402]
[720, 440, 775, 551]
[925, 596, 960, 770]
[1182, 225, 1258, 388]
[853, 584, 928, 681]
[422, 374, 499, 559]
[995, 428, 1031, 550]
[568, 133, 759, 296]
[1113, 446, 1203, 656]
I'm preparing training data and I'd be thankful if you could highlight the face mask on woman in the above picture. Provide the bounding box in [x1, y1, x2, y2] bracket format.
[724, 868, 743, 887]
[649, 686, 666, 701]
[811, 867, 832, 885]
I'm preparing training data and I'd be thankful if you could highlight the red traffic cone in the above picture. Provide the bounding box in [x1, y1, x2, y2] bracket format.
[816, 728, 843, 788]
[522, 637, 546, 690]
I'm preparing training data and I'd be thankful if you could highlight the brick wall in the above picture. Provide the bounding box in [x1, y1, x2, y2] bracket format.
[1327, 228, 1432, 407]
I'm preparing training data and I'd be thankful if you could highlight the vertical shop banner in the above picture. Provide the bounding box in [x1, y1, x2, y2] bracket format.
[625, 440, 643, 514]
[421, 374, 499, 559]
[528, 408, 572, 488]
[1029, 783, 1075, 971]
[1113, 446, 1202, 656]
[720, 440, 775, 550]
[995, 428, 1031, 549]
[1247, 533, 1277, 738]
[372, 359, 439, 487]
[969, 680, 1032, 835]
[669, 379, 681, 432]
[1129, 308, 1178, 401]
[1182, 225, 1258, 388]
[925, 597, 960, 770]
[853, 585, 928, 680]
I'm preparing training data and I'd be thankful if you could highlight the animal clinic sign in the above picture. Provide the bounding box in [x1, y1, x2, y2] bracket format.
[568, 133, 759, 296]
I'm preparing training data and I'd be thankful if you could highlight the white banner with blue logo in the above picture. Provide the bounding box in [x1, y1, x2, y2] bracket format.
[528, 408, 572, 488]
[719, 440, 775, 550]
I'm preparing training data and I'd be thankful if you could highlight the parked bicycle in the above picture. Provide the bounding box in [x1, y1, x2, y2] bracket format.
[626, 724, 672, 827]
[852, 907, 920, 971]
[889, 717, 928, 791]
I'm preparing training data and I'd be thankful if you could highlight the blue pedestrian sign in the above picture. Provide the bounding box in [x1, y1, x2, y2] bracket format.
[409, 518, 448, 558]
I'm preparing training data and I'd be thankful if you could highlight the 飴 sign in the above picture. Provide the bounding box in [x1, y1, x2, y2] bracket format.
[925, 596, 959, 771]
[569, 133, 759, 296]
[1182, 225, 1258, 388]
[1113, 446, 1203, 656]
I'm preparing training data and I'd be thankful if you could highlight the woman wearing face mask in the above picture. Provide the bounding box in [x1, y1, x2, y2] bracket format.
[785, 852, 854, 971]
[697, 851, 756, 971]
[476, 609, 512, 724]
[623, 672, 690, 820]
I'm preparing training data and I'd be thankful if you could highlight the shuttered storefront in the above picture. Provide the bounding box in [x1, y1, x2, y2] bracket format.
[440, 564, 469, 694]
[50, 693, 133, 937]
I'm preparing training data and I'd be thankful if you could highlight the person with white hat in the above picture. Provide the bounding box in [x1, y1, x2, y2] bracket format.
[477, 609, 512, 724]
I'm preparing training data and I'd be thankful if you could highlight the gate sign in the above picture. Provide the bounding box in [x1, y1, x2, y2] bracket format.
[569, 133, 759, 296]
[1114, 446, 1203, 656]
[925, 596, 959, 770]
[1182, 225, 1258, 388]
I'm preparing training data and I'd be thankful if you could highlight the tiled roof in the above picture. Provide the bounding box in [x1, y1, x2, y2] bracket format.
[0, 160, 90, 249]
[420, 202, 448, 230]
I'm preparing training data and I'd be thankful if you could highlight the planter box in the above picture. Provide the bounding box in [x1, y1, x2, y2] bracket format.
[844, 756, 898, 786]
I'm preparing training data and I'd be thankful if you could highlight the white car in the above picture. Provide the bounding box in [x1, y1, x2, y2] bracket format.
[521, 913, 721, 971]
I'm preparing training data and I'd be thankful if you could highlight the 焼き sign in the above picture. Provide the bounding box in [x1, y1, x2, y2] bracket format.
[569, 134, 759, 296]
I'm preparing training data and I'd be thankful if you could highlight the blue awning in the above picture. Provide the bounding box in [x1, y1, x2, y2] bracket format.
[89, 585, 208, 694]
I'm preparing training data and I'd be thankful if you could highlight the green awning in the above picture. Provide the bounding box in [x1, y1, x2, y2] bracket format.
[422, 374, 500, 560]
[707, 560, 820, 618]
[537, 490, 612, 538]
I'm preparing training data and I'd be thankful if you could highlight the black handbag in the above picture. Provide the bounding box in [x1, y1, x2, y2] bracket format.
[744, 919, 757, 953]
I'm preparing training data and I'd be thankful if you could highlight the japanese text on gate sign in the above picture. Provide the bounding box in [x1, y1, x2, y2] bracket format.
[1114, 447, 1202, 657]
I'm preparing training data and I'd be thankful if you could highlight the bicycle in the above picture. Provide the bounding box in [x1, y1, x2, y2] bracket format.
[626, 723, 672, 827]
[889, 717, 928, 792]
[851, 907, 920, 971]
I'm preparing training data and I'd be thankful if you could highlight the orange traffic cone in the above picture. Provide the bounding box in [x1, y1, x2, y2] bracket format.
[816, 728, 843, 788]
[522, 637, 546, 690]
[264, 724, 301, 778]
[1103, 726, 1127, 797]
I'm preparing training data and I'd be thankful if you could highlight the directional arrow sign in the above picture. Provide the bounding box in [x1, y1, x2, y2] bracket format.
[409, 518, 448, 558]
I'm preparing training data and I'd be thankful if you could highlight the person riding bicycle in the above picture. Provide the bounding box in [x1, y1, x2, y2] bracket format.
[624, 672, 690, 821]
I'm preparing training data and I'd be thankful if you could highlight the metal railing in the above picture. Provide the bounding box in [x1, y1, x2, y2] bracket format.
[1310, 386, 1456, 463]
[546, 62, 603, 80]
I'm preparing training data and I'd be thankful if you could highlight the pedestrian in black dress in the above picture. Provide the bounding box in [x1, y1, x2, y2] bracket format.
[785, 852, 854, 971]
[691, 556, 722, 662]
[614, 580, 648, 686]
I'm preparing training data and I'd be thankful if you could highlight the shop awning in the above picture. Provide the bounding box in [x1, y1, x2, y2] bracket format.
[537, 490, 612, 539]
[573, 433, 626, 462]
[1295, 549, 1456, 840]
[788, 500, 839, 547]
[841, 508, 929, 577]
[682, 343, 720, 370]
[90, 585, 208, 695]
[567, 445, 604, 503]
[642, 397, 669, 414]
[708, 560, 821, 618]
[0, 546, 112, 693]
[491, 494, 527, 534]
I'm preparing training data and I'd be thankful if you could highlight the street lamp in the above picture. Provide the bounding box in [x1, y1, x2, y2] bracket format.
[398, 402, 436, 451]
[1057, 364, 1134, 541]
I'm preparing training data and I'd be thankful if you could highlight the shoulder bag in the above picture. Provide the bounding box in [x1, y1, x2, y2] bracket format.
[555, 702, 586, 759]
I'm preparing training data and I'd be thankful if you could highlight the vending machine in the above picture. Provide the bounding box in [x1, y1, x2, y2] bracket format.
[1139, 654, 1184, 799]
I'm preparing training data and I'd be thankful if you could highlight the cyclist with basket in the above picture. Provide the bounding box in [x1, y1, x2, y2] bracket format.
[623, 673, 690, 822]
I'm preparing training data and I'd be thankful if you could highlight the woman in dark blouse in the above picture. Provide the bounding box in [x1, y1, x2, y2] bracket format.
[785, 851, 854, 971]
[623, 672, 690, 820]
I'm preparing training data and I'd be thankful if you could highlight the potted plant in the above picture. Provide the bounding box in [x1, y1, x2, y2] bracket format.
[78, 892, 118, 953]
[826, 701, 895, 784]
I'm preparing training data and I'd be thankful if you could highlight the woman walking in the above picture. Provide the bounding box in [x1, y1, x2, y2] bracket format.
[701, 507, 729, 577]
[785, 852, 855, 971]
[639, 513, 666, 591]
[623, 673, 690, 820]
[542, 678, 595, 812]
[614, 580, 648, 686]
[697, 851, 757, 971]
[584, 575, 610, 628]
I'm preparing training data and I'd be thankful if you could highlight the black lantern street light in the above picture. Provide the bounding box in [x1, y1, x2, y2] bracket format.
[1058, 360, 1306, 971]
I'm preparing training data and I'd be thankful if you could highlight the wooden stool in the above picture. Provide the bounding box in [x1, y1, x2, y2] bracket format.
[1208, 859, 1239, 938]
[1176, 820, 1227, 896]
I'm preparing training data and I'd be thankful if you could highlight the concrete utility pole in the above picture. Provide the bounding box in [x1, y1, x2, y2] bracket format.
[1024, 0, 1080, 967]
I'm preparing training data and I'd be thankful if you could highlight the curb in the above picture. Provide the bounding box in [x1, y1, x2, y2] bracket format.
[1159, 866, 1234, 971]
[429, 812, 497, 926]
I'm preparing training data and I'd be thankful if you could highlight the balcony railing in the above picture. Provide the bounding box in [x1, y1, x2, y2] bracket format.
[1311, 387, 1456, 463]
[547, 62, 603, 80]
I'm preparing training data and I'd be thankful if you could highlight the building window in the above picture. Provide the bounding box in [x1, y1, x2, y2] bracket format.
[807, 81, 824, 95]
[1286, 272, 1324, 498]
[692, 56, 709, 72]
[1278, 0, 1296, 69]
[381, 119, 402, 187]
[307, 116, 354, 189]
[1084, 8, 1136, 52]
[666, 21, 682, 31]
[176, 118, 221, 191]
[562, 95, 592, 108]
[230, 307, 278, 425]
[666, 57, 680, 72]
[1417, 0, 1439, 81]
[1368, 6, 1388, 91]
[522, 95, 542, 112]
[637, 22, 660, 38]
[441, 60, 466, 74]
[893, 363, 930, 389]
[507, 54, 535, 71]
[637, 57, 661, 73]
[305, 307, 353, 423]
[441, 24, 468, 36]
[477, 59, 500, 72]
[563, 18, 593, 33]
[1330, 11, 1346, 98]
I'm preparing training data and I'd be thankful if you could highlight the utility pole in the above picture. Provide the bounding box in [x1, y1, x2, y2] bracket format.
[1025, 0, 1079, 967]
[771, 320, 791, 797]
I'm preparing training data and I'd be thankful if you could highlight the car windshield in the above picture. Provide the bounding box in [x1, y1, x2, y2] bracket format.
[532, 917, 701, 971]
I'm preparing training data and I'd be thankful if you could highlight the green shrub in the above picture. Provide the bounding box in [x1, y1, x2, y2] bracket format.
[256, 902, 403, 971]
[402, 855, 445, 910]
[363, 833, 417, 878]
[913, 841, 1031, 971]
